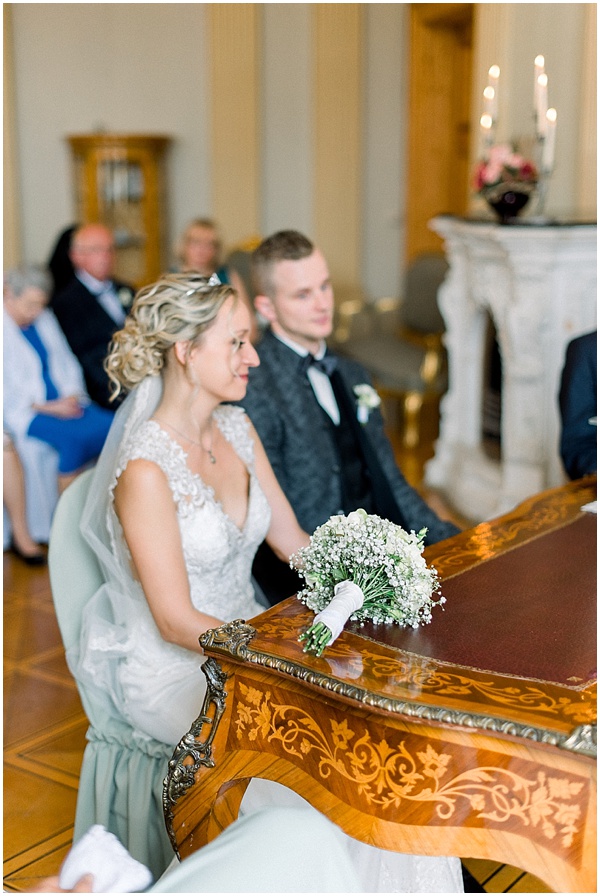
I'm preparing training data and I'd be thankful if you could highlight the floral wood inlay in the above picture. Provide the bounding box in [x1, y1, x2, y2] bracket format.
[247, 619, 595, 729]
[233, 680, 587, 856]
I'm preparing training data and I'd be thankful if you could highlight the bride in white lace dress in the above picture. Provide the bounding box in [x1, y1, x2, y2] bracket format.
[75, 273, 463, 893]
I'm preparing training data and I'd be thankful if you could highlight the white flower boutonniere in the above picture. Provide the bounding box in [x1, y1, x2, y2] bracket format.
[353, 383, 381, 424]
[118, 287, 134, 309]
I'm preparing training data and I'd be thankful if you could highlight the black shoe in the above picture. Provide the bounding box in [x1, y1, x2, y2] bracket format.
[10, 541, 47, 566]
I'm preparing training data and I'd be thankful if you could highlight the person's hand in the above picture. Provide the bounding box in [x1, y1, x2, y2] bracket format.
[31, 872, 94, 892]
[33, 396, 84, 419]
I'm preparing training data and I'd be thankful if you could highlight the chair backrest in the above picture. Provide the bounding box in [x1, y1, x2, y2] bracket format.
[401, 252, 448, 334]
[48, 469, 175, 877]
[48, 468, 103, 653]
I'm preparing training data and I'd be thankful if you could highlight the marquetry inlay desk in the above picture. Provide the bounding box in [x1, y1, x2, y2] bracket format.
[164, 477, 597, 893]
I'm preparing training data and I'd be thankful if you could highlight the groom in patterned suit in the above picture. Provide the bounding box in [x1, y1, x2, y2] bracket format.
[240, 230, 460, 606]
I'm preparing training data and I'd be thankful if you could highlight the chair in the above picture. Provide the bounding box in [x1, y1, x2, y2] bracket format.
[332, 252, 449, 448]
[48, 469, 174, 879]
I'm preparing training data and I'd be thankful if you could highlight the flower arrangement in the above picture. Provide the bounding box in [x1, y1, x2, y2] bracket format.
[291, 509, 444, 656]
[353, 383, 381, 424]
[473, 143, 538, 202]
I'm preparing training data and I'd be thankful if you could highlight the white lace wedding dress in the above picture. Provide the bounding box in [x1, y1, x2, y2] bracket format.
[79, 403, 463, 893]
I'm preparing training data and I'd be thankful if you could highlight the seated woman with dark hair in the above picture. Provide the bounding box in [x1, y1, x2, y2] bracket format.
[3, 266, 114, 503]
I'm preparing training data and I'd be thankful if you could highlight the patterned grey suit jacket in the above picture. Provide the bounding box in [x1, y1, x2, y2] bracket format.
[239, 329, 459, 545]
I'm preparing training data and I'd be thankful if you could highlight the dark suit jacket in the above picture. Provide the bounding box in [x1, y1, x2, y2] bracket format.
[239, 330, 460, 602]
[559, 330, 597, 480]
[51, 276, 133, 408]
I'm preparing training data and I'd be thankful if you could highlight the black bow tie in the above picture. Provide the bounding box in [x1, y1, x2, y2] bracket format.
[299, 352, 338, 378]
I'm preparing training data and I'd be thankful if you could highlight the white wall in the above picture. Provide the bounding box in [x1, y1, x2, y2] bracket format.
[8, 3, 595, 298]
[262, 4, 313, 238]
[11, 3, 212, 267]
[362, 4, 407, 299]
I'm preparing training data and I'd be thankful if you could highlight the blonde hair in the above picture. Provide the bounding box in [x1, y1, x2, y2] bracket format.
[176, 218, 222, 269]
[105, 273, 235, 400]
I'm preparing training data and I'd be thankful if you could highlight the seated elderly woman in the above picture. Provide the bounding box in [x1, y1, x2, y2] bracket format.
[3, 266, 114, 546]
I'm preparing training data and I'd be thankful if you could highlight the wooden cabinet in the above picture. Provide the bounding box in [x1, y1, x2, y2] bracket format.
[67, 133, 172, 288]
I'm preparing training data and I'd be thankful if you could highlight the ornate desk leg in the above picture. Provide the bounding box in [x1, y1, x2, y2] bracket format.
[163, 657, 249, 858]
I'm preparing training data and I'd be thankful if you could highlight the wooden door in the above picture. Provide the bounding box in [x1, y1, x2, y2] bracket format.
[406, 3, 474, 262]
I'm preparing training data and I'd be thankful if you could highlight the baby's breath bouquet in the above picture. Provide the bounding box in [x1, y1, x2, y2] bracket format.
[291, 509, 444, 656]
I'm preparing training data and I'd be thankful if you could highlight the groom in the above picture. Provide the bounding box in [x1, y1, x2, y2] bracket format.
[239, 230, 460, 605]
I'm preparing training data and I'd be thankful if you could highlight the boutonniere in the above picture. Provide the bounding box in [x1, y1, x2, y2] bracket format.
[118, 287, 134, 309]
[353, 383, 381, 424]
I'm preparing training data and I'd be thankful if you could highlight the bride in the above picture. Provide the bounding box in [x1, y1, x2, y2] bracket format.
[74, 272, 463, 893]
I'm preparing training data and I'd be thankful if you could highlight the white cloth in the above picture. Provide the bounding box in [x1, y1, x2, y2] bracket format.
[314, 579, 365, 643]
[73, 376, 463, 893]
[59, 824, 153, 892]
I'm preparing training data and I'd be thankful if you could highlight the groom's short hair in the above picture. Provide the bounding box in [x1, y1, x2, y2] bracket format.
[251, 230, 314, 298]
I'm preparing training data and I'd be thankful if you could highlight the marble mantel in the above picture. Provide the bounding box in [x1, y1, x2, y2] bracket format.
[425, 215, 597, 521]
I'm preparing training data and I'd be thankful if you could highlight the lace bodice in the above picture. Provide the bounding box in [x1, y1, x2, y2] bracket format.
[109, 405, 271, 621]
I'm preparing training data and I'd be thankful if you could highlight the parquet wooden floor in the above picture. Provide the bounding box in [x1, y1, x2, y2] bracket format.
[3, 409, 551, 893]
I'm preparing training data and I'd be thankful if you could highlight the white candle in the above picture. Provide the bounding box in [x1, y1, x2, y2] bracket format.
[487, 65, 500, 123]
[534, 55, 545, 135]
[480, 113, 493, 150]
[542, 108, 557, 171]
[534, 54, 545, 106]
[483, 86, 495, 118]
[536, 73, 548, 137]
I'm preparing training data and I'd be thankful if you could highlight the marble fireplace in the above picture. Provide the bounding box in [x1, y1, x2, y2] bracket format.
[425, 216, 597, 521]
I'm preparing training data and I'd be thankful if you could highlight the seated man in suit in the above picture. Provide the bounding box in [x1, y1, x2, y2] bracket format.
[51, 223, 133, 408]
[239, 230, 460, 605]
[558, 330, 597, 480]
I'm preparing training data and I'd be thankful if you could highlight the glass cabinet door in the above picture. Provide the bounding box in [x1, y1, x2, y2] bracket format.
[68, 134, 171, 288]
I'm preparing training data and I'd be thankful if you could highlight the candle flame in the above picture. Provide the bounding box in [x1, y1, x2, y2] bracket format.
[537, 73, 548, 87]
[483, 86, 495, 100]
[546, 107, 557, 123]
[535, 55, 545, 68]
[488, 64, 500, 79]
[480, 114, 492, 130]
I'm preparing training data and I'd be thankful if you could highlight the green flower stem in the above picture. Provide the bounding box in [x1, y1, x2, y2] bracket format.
[299, 621, 332, 657]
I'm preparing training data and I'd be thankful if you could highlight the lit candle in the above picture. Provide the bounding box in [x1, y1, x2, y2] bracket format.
[533, 55, 546, 135]
[480, 113, 493, 150]
[536, 73, 548, 137]
[487, 65, 500, 123]
[542, 108, 557, 171]
[534, 54, 545, 105]
[483, 86, 495, 117]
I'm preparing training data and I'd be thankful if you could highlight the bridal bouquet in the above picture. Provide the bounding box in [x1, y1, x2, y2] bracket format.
[291, 509, 444, 656]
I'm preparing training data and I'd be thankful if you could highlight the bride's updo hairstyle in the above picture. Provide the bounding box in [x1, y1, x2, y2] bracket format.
[105, 272, 235, 399]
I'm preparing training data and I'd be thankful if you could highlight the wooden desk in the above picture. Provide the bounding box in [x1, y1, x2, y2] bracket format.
[164, 478, 597, 893]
